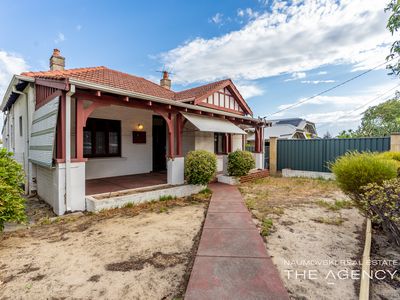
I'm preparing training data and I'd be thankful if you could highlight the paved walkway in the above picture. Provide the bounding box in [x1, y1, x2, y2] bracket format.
[185, 183, 290, 300]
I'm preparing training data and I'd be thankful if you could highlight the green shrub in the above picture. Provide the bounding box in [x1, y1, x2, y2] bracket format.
[185, 150, 217, 185]
[227, 150, 255, 177]
[360, 178, 400, 247]
[261, 218, 273, 236]
[377, 151, 400, 174]
[330, 151, 398, 195]
[0, 148, 26, 231]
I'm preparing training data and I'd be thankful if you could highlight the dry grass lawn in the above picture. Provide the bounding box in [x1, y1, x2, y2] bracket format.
[0, 194, 210, 300]
[240, 177, 364, 300]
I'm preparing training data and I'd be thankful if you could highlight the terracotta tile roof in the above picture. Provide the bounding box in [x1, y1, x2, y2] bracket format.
[22, 66, 176, 99]
[21, 67, 251, 114]
[174, 79, 231, 101]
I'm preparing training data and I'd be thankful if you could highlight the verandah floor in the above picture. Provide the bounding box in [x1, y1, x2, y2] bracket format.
[85, 171, 167, 195]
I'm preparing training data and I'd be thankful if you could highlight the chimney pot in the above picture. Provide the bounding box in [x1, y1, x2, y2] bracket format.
[160, 71, 171, 90]
[50, 49, 65, 71]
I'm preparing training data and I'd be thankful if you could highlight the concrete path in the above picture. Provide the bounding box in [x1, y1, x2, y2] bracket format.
[185, 183, 290, 300]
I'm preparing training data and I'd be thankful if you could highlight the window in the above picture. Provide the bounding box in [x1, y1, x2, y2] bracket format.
[214, 133, 226, 154]
[83, 118, 121, 157]
[19, 116, 23, 137]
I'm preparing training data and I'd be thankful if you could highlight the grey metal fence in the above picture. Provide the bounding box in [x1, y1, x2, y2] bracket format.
[277, 137, 391, 172]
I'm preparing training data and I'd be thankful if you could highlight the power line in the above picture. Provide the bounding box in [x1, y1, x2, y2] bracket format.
[265, 56, 398, 118]
[317, 83, 400, 132]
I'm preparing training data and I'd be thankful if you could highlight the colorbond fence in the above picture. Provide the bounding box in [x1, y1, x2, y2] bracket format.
[277, 137, 391, 172]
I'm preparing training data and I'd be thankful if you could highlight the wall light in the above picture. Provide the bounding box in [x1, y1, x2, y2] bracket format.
[137, 123, 144, 130]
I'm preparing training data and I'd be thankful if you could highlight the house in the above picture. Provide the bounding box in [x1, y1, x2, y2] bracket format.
[248, 118, 317, 142]
[267, 118, 318, 139]
[1, 49, 266, 215]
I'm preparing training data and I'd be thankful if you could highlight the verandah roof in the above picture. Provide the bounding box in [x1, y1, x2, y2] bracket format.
[182, 112, 246, 135]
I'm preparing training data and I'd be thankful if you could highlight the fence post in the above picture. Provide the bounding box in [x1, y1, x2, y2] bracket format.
[269, 136, 278, 175]
[391, 133, 400, 152]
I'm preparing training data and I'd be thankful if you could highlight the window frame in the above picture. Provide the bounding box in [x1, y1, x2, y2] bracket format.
[83, 117, 121, 158]
[19, 116, 23, 137]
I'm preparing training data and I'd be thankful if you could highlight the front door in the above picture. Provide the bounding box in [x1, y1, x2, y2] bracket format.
[152, 115, 167, 171]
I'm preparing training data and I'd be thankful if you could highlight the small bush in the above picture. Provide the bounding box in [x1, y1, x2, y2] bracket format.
[359, 178, 400, 247]
[377, 151, 400, 173]
[0, 148, 26, 231]
[330, 151, 398, 195]
[227, 150, 255, 177]
[185, 150, 217, 185]
[261, 218, 273, 236]
[316, 199, 353, 211]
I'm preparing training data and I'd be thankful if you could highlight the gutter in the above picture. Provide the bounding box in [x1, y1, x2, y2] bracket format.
[68, 78, 267, 125]
[0, 75, 35, 111]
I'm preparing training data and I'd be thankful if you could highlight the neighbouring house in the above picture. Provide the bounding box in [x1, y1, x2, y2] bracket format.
[248, 118, 318, 142]
[1, 49, 267, 215]
[246, 118, 317, 168]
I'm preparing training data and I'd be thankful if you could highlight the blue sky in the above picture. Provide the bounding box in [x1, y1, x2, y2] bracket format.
[0, 0, 397, 136]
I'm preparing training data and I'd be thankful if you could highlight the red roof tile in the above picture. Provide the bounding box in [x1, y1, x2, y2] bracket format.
[21, 66, 252, 114]
[22, 66, 176, 99]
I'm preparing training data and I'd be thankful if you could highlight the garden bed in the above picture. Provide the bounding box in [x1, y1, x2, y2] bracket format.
[239, 177, 365, 299]
[370, 228, 400, 299]
[0, 193, 210, 299]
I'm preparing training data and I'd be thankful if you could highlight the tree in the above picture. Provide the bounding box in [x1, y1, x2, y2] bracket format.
[323, 131, 332, 139]
[338, 95, 400, 138]
[337, 129, 358, 138]
[386, 0, 400, 75]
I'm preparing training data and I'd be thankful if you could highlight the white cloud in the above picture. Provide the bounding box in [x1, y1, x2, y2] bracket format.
[0, 51, 29, 132]
[209, 13, 223, 24]
[237, 8, 259, 19]
[236, 82, 264, 99]
[0, 51, 29, 101]
[301, 79, 335, 84]
[284, 71, 306, 81]
[54, 32, 66, 44]
[318, 71, 328, 75]
[161, 0, 392, 84]
[237, 9, 245, 17]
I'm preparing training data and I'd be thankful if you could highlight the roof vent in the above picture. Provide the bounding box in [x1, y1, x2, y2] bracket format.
[49, 48, 65, 71]
[160, 71, 171, 90]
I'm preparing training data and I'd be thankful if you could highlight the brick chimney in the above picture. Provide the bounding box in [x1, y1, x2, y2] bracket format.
[49, 49, 65, 71]
[160, 71, 171, 89]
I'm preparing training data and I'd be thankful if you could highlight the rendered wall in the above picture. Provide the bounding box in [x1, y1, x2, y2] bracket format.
[36, 162, 86, 215]
[85, 105, 154, 179]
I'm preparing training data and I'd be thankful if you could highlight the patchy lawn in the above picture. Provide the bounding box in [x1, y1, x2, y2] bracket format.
[0, 193, 210, 299]
[239, 177, 364, 300]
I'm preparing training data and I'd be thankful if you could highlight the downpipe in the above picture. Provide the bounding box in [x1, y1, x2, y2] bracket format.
[65, 85, 75, 212]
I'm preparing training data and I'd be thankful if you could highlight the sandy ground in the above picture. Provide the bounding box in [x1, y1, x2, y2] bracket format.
[240, 177, 365, 300]
[0, 204, 206, 300]
[266, 203, 364, 300]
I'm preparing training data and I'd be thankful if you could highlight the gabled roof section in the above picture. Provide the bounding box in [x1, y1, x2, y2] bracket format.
[20, 67, 253, 115]
[22, 66, 176, 100]
[175, 79, 253, 116]
[174, 79, 230, 101]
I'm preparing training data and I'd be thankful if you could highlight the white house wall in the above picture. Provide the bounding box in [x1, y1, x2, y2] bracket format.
[85, 105, 153, 180]
[232, 134, 243, 151]
[3, 85, 36, 193]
